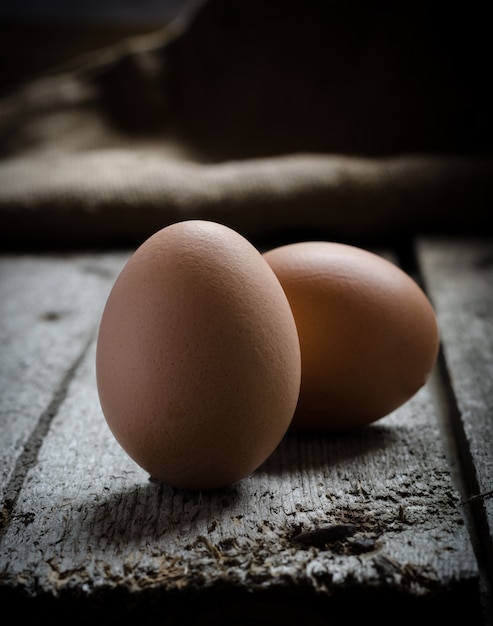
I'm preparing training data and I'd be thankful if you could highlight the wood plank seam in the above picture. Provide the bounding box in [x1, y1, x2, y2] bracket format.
[416, 238, 493, 626]
[0, 332, 95, 540]
[429, 349, 493, 622]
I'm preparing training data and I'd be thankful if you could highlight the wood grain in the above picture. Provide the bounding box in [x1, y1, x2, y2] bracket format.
[0, 253, 127, 505]
[0, 244, 488, 623]
[417, 236, 493, 616]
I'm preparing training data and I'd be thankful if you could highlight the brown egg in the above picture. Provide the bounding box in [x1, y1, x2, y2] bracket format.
[263, 241, 440, 431]
[96, 220, 301, 490]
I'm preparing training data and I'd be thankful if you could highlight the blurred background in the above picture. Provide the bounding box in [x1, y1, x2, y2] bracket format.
[0, 0, 191, 93]
[2, 0, 491, 156]
[0, 0, 491, 249]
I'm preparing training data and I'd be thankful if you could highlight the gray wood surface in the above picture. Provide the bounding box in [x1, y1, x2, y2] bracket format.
[0, 253, 127, 503]
[417, 237, 493, 613]
[0, 240, 491, 624]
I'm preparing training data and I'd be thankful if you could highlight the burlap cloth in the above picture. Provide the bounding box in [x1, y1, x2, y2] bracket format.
[1, 0, 492, 249]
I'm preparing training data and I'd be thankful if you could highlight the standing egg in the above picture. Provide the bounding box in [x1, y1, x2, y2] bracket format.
[263, 241, 440, 431]
[96, 220, 301, 490]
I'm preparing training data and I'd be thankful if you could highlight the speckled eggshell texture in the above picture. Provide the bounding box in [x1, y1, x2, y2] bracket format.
[263, 241, 440, 431]
[96, 220, 301, 490]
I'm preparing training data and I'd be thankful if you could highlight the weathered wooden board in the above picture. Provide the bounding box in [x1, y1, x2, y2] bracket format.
[0, 245, 487, 623]
[0, 253, 128, 505]
[417, 237, 493, 607]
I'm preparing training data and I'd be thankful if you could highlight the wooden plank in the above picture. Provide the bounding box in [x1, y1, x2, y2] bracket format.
[0, 253, 128, 505]
[0, 249, 483, 622]
[417, 237, 493, 606]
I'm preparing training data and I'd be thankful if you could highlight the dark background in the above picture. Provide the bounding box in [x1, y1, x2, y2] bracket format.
[0, 0, 190, 94]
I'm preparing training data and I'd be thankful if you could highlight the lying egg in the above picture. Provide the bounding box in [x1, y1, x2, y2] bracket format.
[263, 241, 440, 431]
[96, 220, 301, 490]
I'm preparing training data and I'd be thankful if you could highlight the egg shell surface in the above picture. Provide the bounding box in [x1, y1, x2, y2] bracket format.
[263, 241, 440, 431]
[96, 220, 301, 490]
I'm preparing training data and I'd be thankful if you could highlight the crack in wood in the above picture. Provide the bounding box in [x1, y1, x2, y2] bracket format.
[462, 490, 493, 504]
[290, 523, 356, 549]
